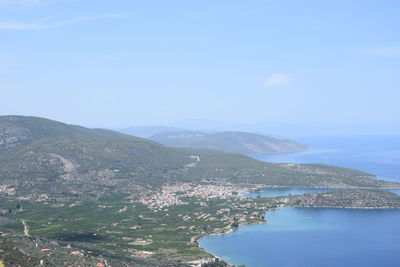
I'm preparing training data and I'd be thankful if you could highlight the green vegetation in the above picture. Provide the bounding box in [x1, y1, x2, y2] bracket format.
[1, 115, 400, 265]
[183, 150, 393, 188]
[150, 130, 307, 154]
[287, 189, 400, 208]
[0, 233, 187, 267]
[2, 189, 399, 264]
[0, 194, 276, 263]
[1, 115, 398, 203]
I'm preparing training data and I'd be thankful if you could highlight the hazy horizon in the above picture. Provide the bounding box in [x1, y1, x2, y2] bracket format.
[1, 0, 399, 135]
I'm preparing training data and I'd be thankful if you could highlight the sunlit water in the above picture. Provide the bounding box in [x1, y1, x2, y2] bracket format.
[200, 135, 400, 267]
[199, 208, 400, 267]
[246, 187, 400, 197]
[252, 135, 400, 183]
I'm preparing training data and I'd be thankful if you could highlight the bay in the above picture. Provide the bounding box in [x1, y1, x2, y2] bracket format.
[200, 135, 400, 267]
[199, 207, 400, 267]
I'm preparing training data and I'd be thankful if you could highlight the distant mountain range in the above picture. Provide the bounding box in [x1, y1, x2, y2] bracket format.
[1, 115, 397, 202]
[167, 119, 400, 137]
[1, 116, 400, 267]
[119, 125, 186, 138]
[149, 131, 307, 154]
[118, 125, 307, 154]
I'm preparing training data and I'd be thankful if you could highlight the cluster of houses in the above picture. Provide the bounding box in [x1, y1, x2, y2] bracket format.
[138, 183, 251, 211]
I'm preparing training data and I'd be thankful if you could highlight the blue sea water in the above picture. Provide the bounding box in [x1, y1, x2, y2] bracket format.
[199, 208, 400, 267]
[246, 187, 333, 198]
[200, 135, 400, 267]
[252, 135, 400, 183]
[246, 187, 400, 198]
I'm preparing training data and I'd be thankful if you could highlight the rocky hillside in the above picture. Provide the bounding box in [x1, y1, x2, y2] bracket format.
[150, 131, 307, 154]
[0, 233, 187, 267]
[0, 116, 398, 201]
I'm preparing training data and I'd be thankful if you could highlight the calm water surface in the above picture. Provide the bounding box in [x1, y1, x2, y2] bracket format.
[246, 187, 400, 198]
[201, 136, 400, 267]
[252, 135, 400, 183]
[199, 208, 400, 267]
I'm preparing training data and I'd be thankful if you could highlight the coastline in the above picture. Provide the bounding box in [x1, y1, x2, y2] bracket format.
[196, 213, 269, 267]
[198, 205, 400, 267]
[196, 188, 400, 266]
[250, 184, 400, 191]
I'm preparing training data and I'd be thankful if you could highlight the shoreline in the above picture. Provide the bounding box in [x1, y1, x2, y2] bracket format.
[195, 215, 269, 267]
[198, 205, 400, 267]
[249, 185, 400, 192]
[196, 189, 400, 267]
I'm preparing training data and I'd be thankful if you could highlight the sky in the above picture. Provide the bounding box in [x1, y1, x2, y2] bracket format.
[1, 0, 399, 133]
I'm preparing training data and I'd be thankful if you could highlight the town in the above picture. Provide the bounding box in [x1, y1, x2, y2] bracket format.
[138, 183, 256, 210]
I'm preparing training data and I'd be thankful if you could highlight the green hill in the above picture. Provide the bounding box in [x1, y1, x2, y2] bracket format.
[1, 115, 400, 265]
[150, 131, 307, 154]
[0, 116, 398, 201]
[0, 233, 186, 267]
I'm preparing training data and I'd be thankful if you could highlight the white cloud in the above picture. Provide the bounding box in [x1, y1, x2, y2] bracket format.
[359, 45, 400, 58]
[264, 74, 292, 88]
[0, 14, 126, 30]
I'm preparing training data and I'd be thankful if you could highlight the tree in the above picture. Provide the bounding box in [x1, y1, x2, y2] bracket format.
[231, 221, 239, 228]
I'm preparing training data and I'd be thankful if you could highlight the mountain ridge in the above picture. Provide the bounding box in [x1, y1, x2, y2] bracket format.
[150, 130, 307, 154]
[0, 115, 399, 203]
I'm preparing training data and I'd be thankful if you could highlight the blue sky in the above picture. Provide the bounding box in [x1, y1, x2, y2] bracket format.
[1, 0, 399, 131]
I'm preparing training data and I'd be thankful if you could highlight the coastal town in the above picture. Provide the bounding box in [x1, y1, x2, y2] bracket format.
[1, 181, 282, 266]
[138, 183, 255, 211]
[2, 181, 400, 266]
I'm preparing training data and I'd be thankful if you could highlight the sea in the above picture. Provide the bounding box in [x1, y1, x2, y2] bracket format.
[199, 135, 400, 267]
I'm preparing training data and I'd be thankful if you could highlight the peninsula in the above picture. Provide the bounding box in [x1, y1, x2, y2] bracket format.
[1, 116, 400, 266]
[149, 131, 308, 154]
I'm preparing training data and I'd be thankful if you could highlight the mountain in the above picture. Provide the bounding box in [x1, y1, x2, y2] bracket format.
[150, 131, 307, 154]
[118, 125, 186, 138]
[1, 115, 400, 265]
[0, 115, 398, 202]
[0, 116, 194, 197]
[170, 119, 400, 137]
